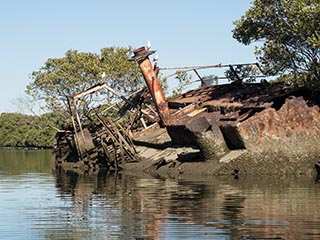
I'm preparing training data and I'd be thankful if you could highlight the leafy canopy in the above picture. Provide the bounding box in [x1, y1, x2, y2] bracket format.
[232, 0, 320, 88]
[26, 47, 142, 116]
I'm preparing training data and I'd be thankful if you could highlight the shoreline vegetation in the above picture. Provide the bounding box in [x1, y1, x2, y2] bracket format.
[0, 146, 53, 150]
[0, 112, 59, 149]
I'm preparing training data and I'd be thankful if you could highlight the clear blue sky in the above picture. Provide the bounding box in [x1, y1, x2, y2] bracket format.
[0, 0, 255, 114]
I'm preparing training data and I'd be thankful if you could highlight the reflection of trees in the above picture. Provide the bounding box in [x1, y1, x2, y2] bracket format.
[0, 149, 52, 175]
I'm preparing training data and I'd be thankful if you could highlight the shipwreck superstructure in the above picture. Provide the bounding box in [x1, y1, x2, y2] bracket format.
[54, 46, 320, 176]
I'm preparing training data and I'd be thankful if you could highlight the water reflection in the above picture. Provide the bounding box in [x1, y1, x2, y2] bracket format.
[1, 150, 320, 239]
[0, 149, 52, 175]
[51, 170, 320, 239]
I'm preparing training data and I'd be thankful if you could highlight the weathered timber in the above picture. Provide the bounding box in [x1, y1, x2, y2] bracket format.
[54, 117, 138, 173]
[54, 83, 139, 173]
[54, 45, 320, 177]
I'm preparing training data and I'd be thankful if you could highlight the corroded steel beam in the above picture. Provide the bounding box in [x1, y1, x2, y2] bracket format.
[130, 47, 171, 126]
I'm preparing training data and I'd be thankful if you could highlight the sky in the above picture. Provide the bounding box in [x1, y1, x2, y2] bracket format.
[0, 0, 256, 114]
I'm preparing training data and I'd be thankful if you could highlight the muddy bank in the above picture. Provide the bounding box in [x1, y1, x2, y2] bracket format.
[124, 138, 319, 178]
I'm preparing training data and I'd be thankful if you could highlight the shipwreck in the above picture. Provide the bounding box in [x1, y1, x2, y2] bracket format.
[54, 46, 320, 176]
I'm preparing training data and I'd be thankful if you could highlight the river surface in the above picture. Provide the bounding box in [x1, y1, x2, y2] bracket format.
[0, 149, 320, 239]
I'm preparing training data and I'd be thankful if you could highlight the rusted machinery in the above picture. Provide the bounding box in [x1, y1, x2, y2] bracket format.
[54, 82, 139, 173]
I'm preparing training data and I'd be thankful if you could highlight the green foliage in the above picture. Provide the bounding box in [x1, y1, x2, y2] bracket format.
[233, 0, 320, 88]
[172, 70, 193, 96]
[0, 112, 62, 148]
[157, 72, 169, 95]
[225, 65, 260, 83]
[100, 47, 142, 94]
[26, 47, 143, 119]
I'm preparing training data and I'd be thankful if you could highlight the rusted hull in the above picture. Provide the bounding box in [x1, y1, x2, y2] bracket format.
[130, 82, 320, 176]
[230, 96, 320, 175]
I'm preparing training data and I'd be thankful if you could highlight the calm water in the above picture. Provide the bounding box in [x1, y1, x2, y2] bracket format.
[0, 149, 320, 239]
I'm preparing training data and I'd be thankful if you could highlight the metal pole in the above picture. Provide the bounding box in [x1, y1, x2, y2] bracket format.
[193, 69, 207, 87]
[129, 47, 171, 126]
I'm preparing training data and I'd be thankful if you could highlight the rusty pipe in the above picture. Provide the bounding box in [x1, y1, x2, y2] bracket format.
[130, 47, 171, 126]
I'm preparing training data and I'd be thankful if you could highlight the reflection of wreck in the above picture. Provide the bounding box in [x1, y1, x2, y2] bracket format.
[54, 46, 320, 176]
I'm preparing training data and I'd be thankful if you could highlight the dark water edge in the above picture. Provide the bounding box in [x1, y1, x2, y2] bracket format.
[1, 149, 320, 239]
